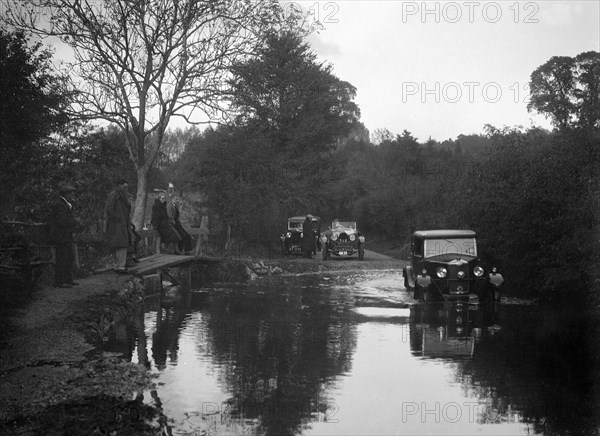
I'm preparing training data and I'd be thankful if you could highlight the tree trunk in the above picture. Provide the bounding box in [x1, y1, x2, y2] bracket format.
[132, 167, 148, 230]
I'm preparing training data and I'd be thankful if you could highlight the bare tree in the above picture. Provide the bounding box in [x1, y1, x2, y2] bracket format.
[2, 0, 286, 227]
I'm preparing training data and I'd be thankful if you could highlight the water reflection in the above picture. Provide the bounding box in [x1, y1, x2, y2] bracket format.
[197, 277, 357, 436]
[453, 306, 600, 436]
[408, 304, 600, 435]
[409, 303, 499, 360]
[151, 288, 192, 370]
[104, 273, 600, 436]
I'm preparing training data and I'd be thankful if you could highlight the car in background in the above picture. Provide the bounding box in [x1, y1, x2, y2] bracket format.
[320, 220, 365, 260]
[280, 215, 320, 255]
[402, 230, 503, 304]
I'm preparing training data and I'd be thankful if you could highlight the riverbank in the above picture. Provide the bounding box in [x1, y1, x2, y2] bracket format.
[0, 273, 165, 435]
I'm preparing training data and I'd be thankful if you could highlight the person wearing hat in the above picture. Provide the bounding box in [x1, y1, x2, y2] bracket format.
[48, 184, 78, 288]
[104, 179, 131, 273]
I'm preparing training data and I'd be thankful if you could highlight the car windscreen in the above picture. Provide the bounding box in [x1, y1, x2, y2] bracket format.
[288, 221, 303, 230]
[423, 238, 477, 258]
[332, 221, 356, 230]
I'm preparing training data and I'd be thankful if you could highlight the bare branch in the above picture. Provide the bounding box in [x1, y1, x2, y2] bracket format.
[0, 0, 292, 226]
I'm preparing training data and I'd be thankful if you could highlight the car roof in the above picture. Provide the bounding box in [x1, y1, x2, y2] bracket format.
[413, 229, 476, 239]
[289, 215, 320, 221]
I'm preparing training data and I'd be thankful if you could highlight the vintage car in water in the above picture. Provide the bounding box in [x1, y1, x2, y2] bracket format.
[320, 219, 365, 260]
[280, 215, 320, 255]
[403, 230, 504, 303]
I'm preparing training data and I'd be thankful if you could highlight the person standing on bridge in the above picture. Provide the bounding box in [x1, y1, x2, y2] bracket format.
[167, 183, 192, 254]
[104, 179, 130, 273]
[151, 192, 181, 254]
[48, 184, 78, 288]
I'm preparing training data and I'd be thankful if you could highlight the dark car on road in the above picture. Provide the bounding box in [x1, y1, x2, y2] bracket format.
[280, 215, 320, 255]
[403, 230, 503, 303]
[320, 220, 365, 260]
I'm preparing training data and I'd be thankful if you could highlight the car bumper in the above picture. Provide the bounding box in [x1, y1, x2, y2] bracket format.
[285, 244, 303, 254]
[326, 247, 359, 256]
[418, 276, 499, 301]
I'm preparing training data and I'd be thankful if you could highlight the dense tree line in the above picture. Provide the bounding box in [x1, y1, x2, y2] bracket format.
[168, 45, 599, 302]
[1, 21, 597, 303]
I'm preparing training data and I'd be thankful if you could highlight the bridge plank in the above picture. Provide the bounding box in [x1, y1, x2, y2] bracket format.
[126, 253, 221, 276]
[94, 253, 222, 275]
[127, 254, 195, 275]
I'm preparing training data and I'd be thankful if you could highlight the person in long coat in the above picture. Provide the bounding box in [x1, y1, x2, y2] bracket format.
[166, 184, 192, 254]
[172, 203, 192, 253]
[151, 193, 181, 253]
[302, 215, 315, 258]
[104, 179, 130, 272]
[48, 184, 78, 288]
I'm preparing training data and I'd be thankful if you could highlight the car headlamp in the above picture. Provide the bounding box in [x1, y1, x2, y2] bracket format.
[331, 234, 338, 241]
[436, 267, 447, 278]
[286, 232, 291, 238]
[349, 234, 356, 241]
[359, 236, 365, 243]
[474, 266, 484, 277]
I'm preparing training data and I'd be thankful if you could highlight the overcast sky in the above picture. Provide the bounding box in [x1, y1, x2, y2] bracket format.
[299, 1, 600, 142]
[42, 1, 599, 142]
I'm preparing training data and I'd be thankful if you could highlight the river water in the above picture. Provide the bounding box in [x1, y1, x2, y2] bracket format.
[105, 268, 600, 436]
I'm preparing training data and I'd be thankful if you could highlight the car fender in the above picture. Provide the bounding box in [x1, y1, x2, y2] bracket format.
[404, 265, 416, 288]
[416, 273, 432, 289]
[489, 273, 504, 288]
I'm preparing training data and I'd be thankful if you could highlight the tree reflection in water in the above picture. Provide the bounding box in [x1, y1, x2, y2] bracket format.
[200, 276, 358, 436]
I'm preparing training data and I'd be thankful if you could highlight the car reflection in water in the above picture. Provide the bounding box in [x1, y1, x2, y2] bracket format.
[409, 303, 500, 360]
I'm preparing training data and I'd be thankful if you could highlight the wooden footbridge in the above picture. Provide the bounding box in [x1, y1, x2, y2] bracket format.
[1, 221, 223, 294]
[125, 253, 220, 276]
[122, 253, 222, 294]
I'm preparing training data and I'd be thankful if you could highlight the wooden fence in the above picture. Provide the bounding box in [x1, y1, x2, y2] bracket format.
[1, 221, 210, 281]
[0, 221, 55, 281]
